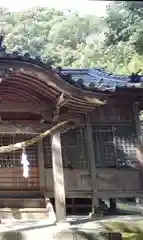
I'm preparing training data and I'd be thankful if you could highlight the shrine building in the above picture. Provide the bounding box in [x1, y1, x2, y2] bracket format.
[0, 39, 142, 221]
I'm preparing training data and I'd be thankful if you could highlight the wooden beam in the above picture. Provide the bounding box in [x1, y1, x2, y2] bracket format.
[60, 113, 85, 123]
[0, 124, 37, 134]
[52, 93, 70, 122]
[52, 108, 60, 122]
[0, 103, 51, 113]
[0, 123, 51, 134]
[40, 108, 85, 124]
[56, 93, 70, 108]
[1, 120, 41, 124]
[40, 111, 53, 122]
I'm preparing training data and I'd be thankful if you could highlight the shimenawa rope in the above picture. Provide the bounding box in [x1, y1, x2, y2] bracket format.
[0, 120, 74, 153]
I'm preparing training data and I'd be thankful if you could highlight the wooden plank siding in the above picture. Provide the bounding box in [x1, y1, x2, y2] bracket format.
[0, 167, 39, 189]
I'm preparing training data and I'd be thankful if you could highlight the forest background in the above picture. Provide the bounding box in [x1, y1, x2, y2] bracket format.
[0, 1, 143, 74]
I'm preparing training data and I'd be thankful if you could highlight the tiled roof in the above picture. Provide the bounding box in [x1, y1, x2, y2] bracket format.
[61, 68, 143, 91]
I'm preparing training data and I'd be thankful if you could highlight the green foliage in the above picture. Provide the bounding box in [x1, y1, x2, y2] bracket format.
[0, 2, 143, 74]
[102, 221, 143, 240]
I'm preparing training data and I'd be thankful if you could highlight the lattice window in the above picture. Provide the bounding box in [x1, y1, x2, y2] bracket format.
[61, 128, 88, 168]
[92, 124, 137, 168]
[92, 126, 116, 167]
[115, 125, 137, 167]
[0, 134, 37, 168]
[43, 128, 88, 168]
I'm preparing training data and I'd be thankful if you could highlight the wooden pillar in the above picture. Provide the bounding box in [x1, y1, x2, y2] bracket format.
[109, 198, 117, 210]
[51, 132, 66, 222]
[37, 139, 46, 190]
[86, 115, 98, 214]
[133, 102, 143, 190]
[133, 102, 142, 142]
[136, 197, 143, 205]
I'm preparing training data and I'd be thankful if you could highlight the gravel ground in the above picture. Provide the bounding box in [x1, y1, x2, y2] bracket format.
[0, 202, 143, 233]
[0, 214, 143, 233]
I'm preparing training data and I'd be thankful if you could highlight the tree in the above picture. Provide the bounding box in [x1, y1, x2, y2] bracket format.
[0, 2, 142, 74]
[102, 1, 143, 73]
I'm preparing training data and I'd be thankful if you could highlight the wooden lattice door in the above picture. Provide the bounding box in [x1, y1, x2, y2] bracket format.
[0, 134, 39, 190]
[92, 125, 116, 167]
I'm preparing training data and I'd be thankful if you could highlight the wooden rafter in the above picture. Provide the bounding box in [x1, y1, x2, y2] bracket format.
[56, 93, 70, 108]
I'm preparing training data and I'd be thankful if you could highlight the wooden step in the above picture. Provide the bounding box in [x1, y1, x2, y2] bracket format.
[0, 198, 45, 208]
[0, 189, 43, 198]
[0, 208, 48, 220]
[0, 190, 41, 194]
[0, 192, 42, 198]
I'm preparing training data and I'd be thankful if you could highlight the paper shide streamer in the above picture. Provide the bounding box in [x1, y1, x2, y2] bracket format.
[21, 147, 29, 178]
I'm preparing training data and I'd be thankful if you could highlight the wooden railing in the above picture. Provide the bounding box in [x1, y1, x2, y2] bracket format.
[0, 167, 39, 190]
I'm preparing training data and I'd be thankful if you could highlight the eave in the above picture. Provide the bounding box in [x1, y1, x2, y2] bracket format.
[0, 58, 106, 115]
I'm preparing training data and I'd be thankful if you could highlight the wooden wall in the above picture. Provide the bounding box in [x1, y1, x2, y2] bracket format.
[43, 103, 137, 168]
[0, 167, 39, 189]
[90, 103, 134, 123]
[42, 102, 143, 198]
[44, 168, 141, 198]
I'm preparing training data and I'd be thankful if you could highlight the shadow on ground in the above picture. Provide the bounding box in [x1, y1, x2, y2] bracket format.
[0, 231, 24, 240]
[1, 221, 143, 240]
[101, 221, 143, 240]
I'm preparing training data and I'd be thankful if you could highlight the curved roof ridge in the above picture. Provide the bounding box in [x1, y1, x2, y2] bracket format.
[61, 68, 143, 91]
[62, 68, 143, 82]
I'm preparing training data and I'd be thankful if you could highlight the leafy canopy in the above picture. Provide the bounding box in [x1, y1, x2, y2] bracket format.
[0, 1, 143, 74]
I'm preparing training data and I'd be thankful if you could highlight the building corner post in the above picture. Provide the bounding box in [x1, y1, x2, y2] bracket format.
[86, 115, 99, 217]
[133, 102, 143, 195]
[37, 139, 46, 192]
[51, 132, 67, 223]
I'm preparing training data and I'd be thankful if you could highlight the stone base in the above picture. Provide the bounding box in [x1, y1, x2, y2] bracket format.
[56, 221, 70, 229]
[89, 212, 103, 219]
[0, 226, 122, 240]
[89, 206, 103, 219]
[136, 197, 143, 205]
